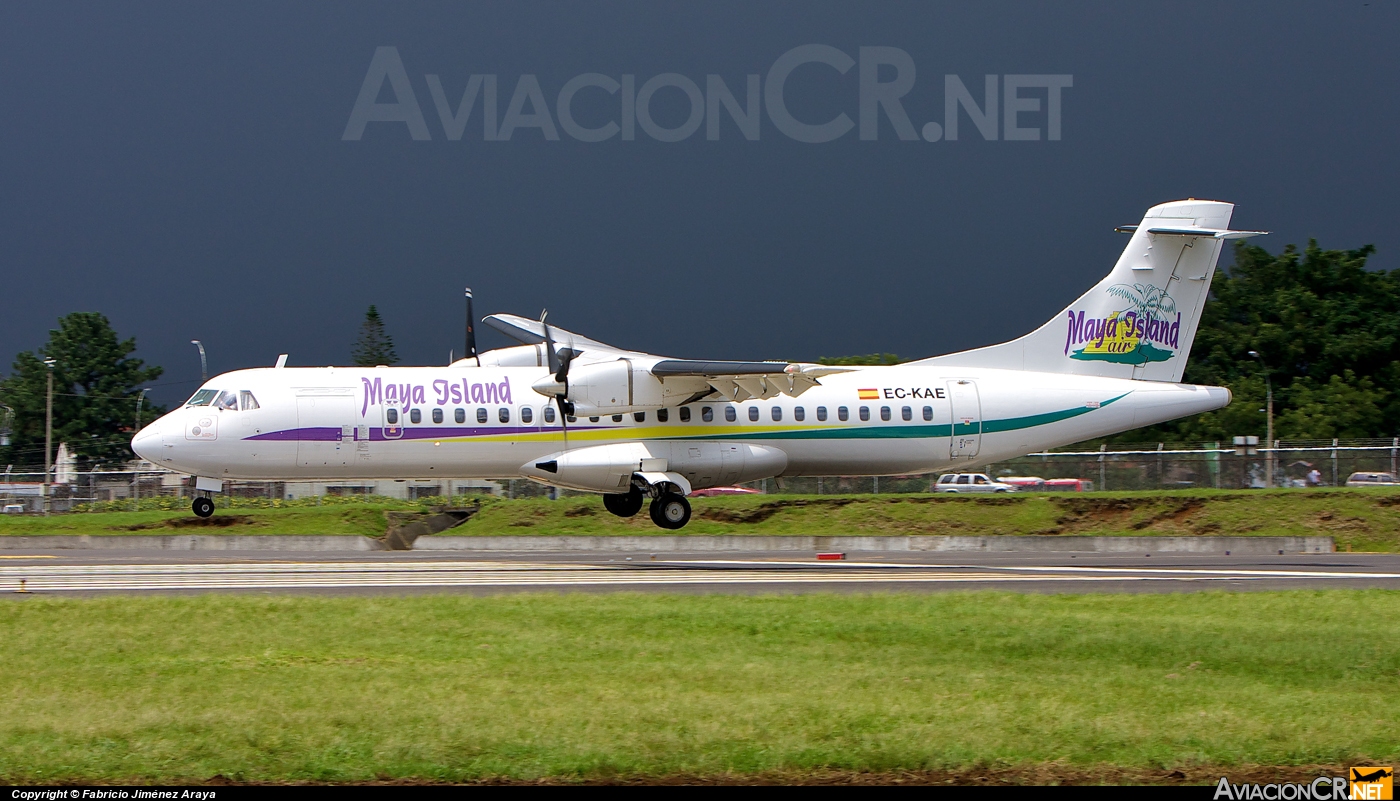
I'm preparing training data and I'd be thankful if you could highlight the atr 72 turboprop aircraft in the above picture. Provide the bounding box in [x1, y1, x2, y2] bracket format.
[133, 200, 1263, 529]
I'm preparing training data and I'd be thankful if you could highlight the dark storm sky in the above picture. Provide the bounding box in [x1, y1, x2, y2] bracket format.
[2, 2, 1396, 406]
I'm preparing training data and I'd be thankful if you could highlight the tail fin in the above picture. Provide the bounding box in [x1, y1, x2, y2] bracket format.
[914, 199, 1265, 382]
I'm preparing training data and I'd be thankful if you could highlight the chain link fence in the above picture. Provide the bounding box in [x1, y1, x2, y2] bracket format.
[2, 438, 1396, 513]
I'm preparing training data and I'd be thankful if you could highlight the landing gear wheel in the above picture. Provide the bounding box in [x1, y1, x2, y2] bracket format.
[649, 493, 691, 530]
[603, 488, 644, 518]
[192, 497, 215, 518]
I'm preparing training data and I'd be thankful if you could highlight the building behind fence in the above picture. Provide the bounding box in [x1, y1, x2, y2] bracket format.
[3, 439, 1397, 512]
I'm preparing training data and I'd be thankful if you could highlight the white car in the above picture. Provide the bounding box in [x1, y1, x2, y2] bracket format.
[935, 473, 1016, 493]
[1345, 472, 1399, 488]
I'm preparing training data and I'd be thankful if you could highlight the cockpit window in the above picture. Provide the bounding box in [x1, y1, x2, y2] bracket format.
[186, 389, 218, 407]
[214, 391, 239, 411]
[239, 391, 260, 411]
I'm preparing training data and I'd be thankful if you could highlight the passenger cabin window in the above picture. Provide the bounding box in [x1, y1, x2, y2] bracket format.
[215, 391, 239, 411]
[679, 407, 690, 422]
[186, 389, 218, 407]
[923, 406, 933, 421]
[499, 407, 510, 423]
[455, 408, 466, 424]
[817, 406, 827, 422]
[880, 406, 891, 422]
[432, 408, 443, 424]
[657, 408, 669, 422]
[901, 406, 912, 421]
[239, 391, 260, 411]
[410, 408, 422, 424]
[634, 412, 646, 422]
[725, 407, 737, 422]
[838, 406, 849, 421]
[702, 407, 713, 422]
[589, 416, 600, 422]
[521, 407, 533, 424]
[386, 408, 399, 424]
[544, 406, 556, 423]
[612, 414, 623, 423]
[771, 406, 782, 422]
[748, 407, 759, 422]
[794, 406, 805, 422]
[859, 406, 870, 422]
[477, 408, 488, 424]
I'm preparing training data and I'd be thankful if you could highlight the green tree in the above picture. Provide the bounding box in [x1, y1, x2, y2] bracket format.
[0, 313, 165, 470]
[1117, 240, 1400, 444]
[818, 353, 902, 366]
[351, 305, 399, 366]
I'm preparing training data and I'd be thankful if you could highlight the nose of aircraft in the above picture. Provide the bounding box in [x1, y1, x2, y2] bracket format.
[131, 420, 162, 462]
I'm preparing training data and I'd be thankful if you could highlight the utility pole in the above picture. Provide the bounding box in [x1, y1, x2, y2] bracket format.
[43, 358, 55, 515]
[1248, 351, 1273, 487]
[191, 340, 207, 382]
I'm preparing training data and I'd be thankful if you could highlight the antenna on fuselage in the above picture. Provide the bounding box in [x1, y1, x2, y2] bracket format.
[464, 287, 479, 366]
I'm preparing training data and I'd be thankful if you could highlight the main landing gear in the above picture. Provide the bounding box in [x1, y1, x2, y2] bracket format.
[648, 493, 691, 530]
[602, 485, 691, 529]
[191, 496, 215, 518]
[603, 488, 644, 518]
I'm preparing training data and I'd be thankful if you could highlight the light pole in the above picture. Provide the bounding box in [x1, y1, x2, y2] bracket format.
[191, 340, 207, 382]
[43, 358, 55, 515]
[1248, 351, 1273, 487]
[133, 389, 147, 510]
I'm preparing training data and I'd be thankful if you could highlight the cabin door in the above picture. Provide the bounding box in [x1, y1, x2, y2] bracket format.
[947, 380, 982, 460]
[296, 394, 356, 472]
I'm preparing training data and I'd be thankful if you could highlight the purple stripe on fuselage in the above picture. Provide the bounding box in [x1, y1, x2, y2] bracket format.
[243, 425, 607, 442]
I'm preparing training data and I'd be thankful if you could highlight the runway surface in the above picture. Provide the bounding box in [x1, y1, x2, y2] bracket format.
[2, 550, 1399, 595]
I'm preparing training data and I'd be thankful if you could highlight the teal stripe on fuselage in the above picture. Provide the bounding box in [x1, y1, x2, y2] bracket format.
[661, 392, 1130, 442]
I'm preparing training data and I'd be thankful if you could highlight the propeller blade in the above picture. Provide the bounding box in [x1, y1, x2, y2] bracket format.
[540, 310, 561, 375]
[555, 346, 574, 384]
[555, 395, 570, 450]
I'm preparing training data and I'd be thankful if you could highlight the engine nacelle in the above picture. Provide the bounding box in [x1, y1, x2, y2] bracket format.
[518, 440, 788, 494]
[557, 359, 707, 416]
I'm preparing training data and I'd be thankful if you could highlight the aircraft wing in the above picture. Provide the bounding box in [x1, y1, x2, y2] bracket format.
[484, 313, 855, 402]
[482, 313, 645, 357]
[651, 360, 854, 401]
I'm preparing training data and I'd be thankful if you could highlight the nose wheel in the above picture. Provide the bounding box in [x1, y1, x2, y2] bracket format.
[648, 493, 691, 530]
[191, 497, 215, 518]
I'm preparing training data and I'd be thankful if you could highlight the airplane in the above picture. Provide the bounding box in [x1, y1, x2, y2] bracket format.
[132, 199, 1264, 528]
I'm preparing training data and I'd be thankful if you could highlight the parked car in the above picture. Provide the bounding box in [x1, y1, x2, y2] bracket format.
[935, 473, 1016, 493]
[999, 476, 1047, 491]
[1044, 478, 1093, 492]
[1345, 472, 1399, 487]
[689, 486, 762, 497]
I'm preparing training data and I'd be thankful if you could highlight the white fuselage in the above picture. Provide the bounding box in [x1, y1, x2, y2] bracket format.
[133, 363, 1229, 485]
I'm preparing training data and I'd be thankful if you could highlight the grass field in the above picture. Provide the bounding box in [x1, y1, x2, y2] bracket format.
[1, 591, 1397, 783]
[5, 489, 1399, 551]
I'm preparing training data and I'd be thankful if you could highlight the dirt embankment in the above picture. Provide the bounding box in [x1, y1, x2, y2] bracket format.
[191, 763, 1356, 786]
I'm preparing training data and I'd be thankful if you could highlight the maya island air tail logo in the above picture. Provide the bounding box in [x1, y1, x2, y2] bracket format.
[1065, 283, 1181, 365]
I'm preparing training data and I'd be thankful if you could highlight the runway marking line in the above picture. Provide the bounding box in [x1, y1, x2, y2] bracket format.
[2, 557, 1399, 593]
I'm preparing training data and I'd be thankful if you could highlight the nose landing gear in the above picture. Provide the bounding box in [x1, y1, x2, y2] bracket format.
[191, 496, 215, 518]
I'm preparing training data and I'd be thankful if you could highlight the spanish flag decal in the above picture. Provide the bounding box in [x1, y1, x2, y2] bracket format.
[857, 388, 880, 400]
